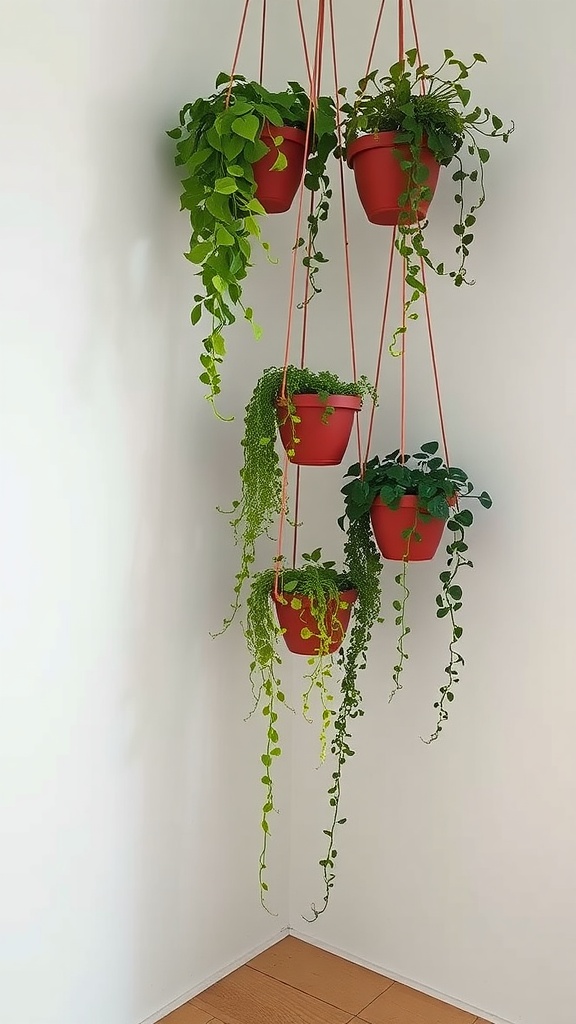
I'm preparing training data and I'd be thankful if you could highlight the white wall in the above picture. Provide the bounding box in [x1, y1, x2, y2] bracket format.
[0, 3, 293, 1023]
[290, 4, 576, 1024]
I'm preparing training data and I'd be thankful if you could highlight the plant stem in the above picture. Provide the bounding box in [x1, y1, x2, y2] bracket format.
[425, 522, 469, 743]
[258, 667, 281, 913]
[390, 561, 411, 700]
[303, 669, 361, 923]
[302, 653, 335, 763]
[304, 515, 382, 921]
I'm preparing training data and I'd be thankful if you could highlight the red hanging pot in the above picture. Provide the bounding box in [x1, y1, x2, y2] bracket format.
[370, 495, 450, 561]
[253, 123, 307, 214]
[347, 132, 440, 226]
[276, 394, 362, 466]
[272, 589, 358, 656]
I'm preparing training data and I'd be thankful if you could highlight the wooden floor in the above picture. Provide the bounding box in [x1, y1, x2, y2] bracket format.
[160, 937, 490, 1024]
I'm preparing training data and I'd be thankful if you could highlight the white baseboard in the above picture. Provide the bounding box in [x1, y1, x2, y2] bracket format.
[288, 928, 515, 1024]
[138, 924, 516, 1024]
[138, 927, 289, 1024]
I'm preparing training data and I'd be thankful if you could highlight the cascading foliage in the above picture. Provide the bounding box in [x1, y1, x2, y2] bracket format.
[342, 49, 514, 351]
[168, 75, 337, 414]
[305, 514, 383, 921]
[342, 442, 492, 740]
[219, 366, 372, 633]
[244, 541, 382, 915]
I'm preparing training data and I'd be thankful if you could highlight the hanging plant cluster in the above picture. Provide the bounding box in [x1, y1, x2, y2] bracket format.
[170, 0, 512, 919]
[169, 52, 512, 406]
[343, 48, 512, 349]
[217, 364, 372, 632]
[168, 73, 337, 415]
[342, 443, 492, 736]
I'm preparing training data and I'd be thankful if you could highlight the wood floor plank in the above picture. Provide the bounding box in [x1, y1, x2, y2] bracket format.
[358, 982, 477, 1024]
[159, 1005, 215, 1024]
[249, 937, 394, 1014]
[189, 964, 353, 1024]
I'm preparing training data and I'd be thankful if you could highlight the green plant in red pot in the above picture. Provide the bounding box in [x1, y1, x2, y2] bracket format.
[341, 442, 492, 740]
[275, 367, 372, 466]
[272, 550, 358, 656]
[243, 535, 382, 916]
[218, 366, 373, 635]
[168, 75, 337, 414]
[342, 49, 513, 352]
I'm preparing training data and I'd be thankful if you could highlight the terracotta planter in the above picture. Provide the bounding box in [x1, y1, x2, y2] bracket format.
[347, 132, 440, 226]
[273, 589, 358, 655]
[253, 123, 307, 214]
[370, 495, 449, 561]
[276, 393, 362, 466]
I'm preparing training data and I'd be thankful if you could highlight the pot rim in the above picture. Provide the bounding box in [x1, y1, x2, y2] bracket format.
[346, 131, 433, 166]
[272, 588, 358, 607]
[260, 123, 308, 145]
[371, 493, 456, 513]
[275, 393, 362, 410]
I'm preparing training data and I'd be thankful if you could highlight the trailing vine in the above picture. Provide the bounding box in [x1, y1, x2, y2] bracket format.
[426, 510, 473, 742]
[298, 113, 336, 305]
[168, 75, 337, 414]
[284, 550, 351, 763]
[305, 514, 383, 921]
[243, 570, 286, 905]
[391, 560, 411, 700]
[244, 550, 359, 911]
[218, 366, 371, 633]
[342, 50, 513, 352]
[341, 443, 491, 737]
[301, 654, 334, 764]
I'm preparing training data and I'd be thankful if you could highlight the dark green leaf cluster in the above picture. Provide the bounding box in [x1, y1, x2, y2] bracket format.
[341, 440, 492, 522]
[168, 74, 337, 413]
[341, 49, 513, 351]
[344, 71, 466, 162]
[219, 366, 372, 632]
[272, 365, 369, 398]
[341, 441, 491, 742]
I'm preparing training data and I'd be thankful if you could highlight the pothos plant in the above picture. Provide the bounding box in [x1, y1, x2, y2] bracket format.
[218, 365, 373, 632]
[244, 532, 382, 917]
[342, 49, 513, 353]
[168, 74, 337, 414]
[341, 441, 492, 741]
